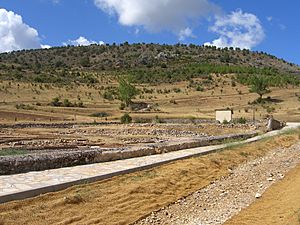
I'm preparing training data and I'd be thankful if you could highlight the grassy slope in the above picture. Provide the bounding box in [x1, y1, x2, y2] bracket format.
[0, 75, 299, 124]
[0, 44, 299, 124]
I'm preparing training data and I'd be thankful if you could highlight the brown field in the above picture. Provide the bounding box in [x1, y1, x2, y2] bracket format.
[0, 132, 298, 225]
[226, 164, 300, 225]
[0, 75, 299, 124]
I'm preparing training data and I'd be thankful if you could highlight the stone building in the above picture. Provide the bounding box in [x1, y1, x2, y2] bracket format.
[215, 109, 233, 123]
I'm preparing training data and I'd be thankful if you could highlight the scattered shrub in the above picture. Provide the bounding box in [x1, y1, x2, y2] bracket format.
[153, 115, 163, 124]
[266, 106, 275, 113]
[170, 99, 177, 104]
[50, 97, 84, 108]
[120, 113, 132, 124]
[119, 102, 126, 110]
[223, 119, 230, 124]
[50, 97, 61, 107]
[63, 99, 72, 107]
[173, 88, 181, 93]
[236, 117, 247, 124]
[196, 85, 204, 92]
[77, 101, 84, 107]
[103, 90, 115, 101]
[90, 112, 110, 117]
[15, 104, 36, 110]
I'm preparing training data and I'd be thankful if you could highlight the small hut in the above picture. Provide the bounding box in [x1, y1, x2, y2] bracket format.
[215, 109, 233, 123]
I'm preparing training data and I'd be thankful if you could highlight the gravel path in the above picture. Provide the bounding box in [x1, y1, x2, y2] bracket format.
[135, 141, 300, 225]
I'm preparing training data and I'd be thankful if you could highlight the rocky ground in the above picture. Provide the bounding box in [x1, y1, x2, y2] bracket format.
[0, 122, 260, 175]
[0, 131, 257, 175]
[135, 141, 300, 225]
[0, 123, 257, 150]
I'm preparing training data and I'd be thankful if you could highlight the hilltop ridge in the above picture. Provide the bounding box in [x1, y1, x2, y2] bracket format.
[0, 44, 299, 84]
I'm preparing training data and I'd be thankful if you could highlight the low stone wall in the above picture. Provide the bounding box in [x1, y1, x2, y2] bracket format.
[159, 118, 215, 124]
[0, 121, 120, 129]
[0, 132, 257, 175]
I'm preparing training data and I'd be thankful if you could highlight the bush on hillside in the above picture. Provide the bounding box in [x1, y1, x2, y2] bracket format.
[120, 113, 132, 124]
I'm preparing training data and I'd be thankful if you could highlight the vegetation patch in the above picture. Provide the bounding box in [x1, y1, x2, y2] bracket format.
[0, 148, 28, 156]
[50, 97, 84, 108]
[15, 103, 36, 110]
[0, 44, 299, 85]
[234, 117, 247, 124]
[120, 113, 132, 124]
[90, 112, 110, 118]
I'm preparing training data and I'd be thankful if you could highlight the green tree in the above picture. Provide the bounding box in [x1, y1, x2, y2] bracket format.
[249, 76, 271, 101]
[118, 78, 139, 106]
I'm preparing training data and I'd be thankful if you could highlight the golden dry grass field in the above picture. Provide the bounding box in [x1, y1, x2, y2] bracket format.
[0, 74, 299, 124]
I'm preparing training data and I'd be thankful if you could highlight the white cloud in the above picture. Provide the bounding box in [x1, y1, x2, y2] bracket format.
[63, 36, 105, 46]
[0, 8, 45, 53]
[41, 44, 51, 49]
[267, 16, 273, 22]
[204, 10, 265, 49]
[179, 27, 195, 41]
[94, 0, 219, 40]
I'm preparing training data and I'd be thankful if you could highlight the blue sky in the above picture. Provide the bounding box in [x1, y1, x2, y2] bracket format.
[0, 0, 299, 65]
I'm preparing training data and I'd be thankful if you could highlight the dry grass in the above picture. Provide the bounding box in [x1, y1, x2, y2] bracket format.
[0, 133, 299, 225]
[0, 77, 299, 124]
[226, 163, 300, 225]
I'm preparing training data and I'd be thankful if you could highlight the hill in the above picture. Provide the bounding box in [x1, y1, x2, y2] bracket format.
[0, 43, 299, 84]
[0, 44, 299, 124]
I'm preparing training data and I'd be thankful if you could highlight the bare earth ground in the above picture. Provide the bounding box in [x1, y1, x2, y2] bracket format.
[0, 132, 298, 225]
[225, 164, 300, 225]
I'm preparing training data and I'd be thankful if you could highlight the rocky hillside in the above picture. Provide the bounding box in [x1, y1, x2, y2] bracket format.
[0, 43, 299, 84]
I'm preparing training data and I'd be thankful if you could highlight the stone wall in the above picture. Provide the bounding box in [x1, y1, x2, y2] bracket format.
[0, 121, 120, 129]
[0, 132, 257, 175]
